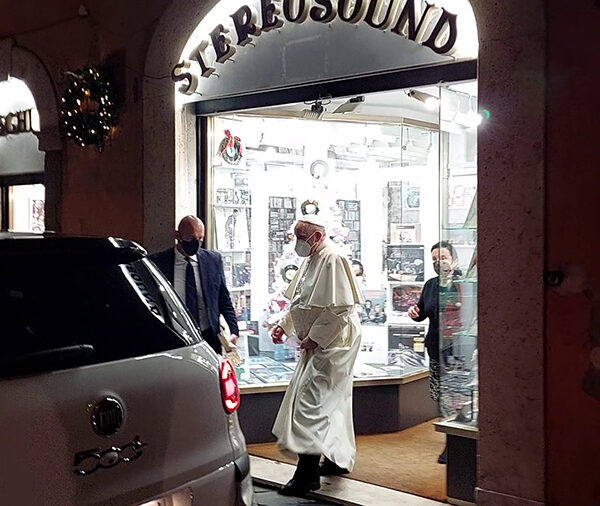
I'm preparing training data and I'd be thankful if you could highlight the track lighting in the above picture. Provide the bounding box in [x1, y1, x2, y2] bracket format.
[406, 89, 439, 110]
[303, 100, 325, 120]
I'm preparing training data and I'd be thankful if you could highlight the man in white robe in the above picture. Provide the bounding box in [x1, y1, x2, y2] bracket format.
[271, 216, 364, 496]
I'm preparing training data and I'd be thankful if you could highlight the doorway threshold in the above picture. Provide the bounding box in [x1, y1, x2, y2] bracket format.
[251, 456, 446, 506]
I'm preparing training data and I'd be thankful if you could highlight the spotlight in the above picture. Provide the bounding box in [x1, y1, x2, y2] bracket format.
[406, 89, 439, 110]
[303, 100, 325, 120]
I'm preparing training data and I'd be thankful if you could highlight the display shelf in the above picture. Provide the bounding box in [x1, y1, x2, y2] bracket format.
[388, 280, 425, 286]
[239, 367, 429, 393]
[229, 285, 252, 291]
[453, 278, 478, 284]
[434, 417, 478, 439]
[214, 203, 251, 208]
[441, 226, 477, 231]
[213, 163, 250, 171]
[450, 331, 477, 339]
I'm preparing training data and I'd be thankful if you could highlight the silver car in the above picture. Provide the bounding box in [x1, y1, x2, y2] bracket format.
[0, 234, 253, 506]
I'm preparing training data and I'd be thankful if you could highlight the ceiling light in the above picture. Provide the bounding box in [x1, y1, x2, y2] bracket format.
[406, 89, 439, 110]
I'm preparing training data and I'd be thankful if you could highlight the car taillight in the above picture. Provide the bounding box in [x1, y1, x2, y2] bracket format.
[220, 359, 240, 413]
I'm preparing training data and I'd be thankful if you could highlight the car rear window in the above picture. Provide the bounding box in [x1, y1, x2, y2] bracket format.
[0, 254, 202, 377]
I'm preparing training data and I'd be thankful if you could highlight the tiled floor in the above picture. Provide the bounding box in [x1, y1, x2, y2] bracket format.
[251, 456, 446, 506]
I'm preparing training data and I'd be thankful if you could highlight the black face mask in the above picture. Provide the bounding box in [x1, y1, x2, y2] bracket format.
[433, 261, 440, 275]
[181, 238, 201, 256]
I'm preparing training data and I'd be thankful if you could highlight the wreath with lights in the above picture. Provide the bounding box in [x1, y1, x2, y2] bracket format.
[60, 65, 119, 151]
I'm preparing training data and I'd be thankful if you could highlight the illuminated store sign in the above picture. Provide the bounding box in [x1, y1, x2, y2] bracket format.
[0, 109, 36, 136]
[173, 0, 458, 95]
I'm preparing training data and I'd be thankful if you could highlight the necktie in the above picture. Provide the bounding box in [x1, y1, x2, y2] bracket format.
[185, 258, 199, 325]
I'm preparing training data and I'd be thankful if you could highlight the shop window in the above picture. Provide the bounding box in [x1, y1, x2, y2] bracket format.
[204, 85, 476, 388]
[7, 184, 45, 233]
[0, 77, 45, 233]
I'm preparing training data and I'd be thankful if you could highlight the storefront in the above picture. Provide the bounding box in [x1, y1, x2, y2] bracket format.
[0, 77, 45, 232]
[172, 0, 479, 503]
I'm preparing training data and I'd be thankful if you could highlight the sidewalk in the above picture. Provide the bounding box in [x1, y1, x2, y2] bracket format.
[254, 485, 336, 505]
[251, 456, 446, 506]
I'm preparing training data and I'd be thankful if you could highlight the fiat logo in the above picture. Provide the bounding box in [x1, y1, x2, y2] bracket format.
[91, 397, 124, 436]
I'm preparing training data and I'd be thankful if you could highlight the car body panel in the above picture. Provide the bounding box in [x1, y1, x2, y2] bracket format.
[0, 336, 244, 505]
[0, 234, 252, 505]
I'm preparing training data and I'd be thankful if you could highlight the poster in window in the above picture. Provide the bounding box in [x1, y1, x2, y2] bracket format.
[448, 181, 476, 209]
[214, 207, 250, 250]
[30, 199, 45, 233]
[360, 290, 387, 325]
[386, 244, 425, 281]
[390, 224, 420, 244]
[387, 325, 427, 367]
[386, 182, 419, 224]
[215, 188, 235, 205]
[391, 284, 422, 313]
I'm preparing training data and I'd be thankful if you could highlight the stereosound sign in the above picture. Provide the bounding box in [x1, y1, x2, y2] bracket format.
[173, 0, 476, 102]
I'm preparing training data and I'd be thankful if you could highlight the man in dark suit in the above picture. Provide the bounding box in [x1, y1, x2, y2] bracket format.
[150, 215, 238, 354]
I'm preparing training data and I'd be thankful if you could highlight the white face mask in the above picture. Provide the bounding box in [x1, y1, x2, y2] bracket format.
[295, 232, 317, 257]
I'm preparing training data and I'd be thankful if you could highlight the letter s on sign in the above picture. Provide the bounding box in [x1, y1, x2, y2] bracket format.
[171, 61, 198, 95]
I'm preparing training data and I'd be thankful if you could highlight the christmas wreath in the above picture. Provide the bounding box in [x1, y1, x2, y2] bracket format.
[300, 199, 320, 216]
[60, 65, 119, 151]
[218, 130, 243, 164]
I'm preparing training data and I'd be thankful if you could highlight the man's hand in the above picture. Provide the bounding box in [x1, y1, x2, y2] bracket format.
[229, 334, 238, 345]
[271, 325, 286, 344]
[300, 337, 318, 351]
[408, 305, 420, 319]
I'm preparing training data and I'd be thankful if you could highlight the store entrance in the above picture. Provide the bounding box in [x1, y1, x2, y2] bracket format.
[202, 81, 478, 502]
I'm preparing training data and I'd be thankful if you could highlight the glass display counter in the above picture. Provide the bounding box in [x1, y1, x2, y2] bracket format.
[435, 84, 479, 506]
[438, 85, 479, 428]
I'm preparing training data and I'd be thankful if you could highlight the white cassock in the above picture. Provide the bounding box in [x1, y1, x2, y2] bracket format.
[272, 239, 364, 471]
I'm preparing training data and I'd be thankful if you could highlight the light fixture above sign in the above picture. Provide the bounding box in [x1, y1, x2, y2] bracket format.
[173, 0, 460, 97]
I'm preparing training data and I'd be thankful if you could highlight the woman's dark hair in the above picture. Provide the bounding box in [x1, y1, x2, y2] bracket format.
[431, 240, 457, 259]
[351, 259, 364, 276]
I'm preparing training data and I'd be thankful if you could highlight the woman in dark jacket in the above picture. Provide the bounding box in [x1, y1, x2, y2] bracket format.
[408, 241, 461, 464]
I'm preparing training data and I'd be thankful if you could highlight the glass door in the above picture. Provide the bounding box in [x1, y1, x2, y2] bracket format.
[438, 84, 479, 426]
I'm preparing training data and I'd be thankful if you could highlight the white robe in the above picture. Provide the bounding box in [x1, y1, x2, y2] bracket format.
[272, 240, 364, 471]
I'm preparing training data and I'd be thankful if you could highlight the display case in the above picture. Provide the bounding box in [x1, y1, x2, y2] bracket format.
[437, 86, 479, 429]
[206, 105, 441, 388]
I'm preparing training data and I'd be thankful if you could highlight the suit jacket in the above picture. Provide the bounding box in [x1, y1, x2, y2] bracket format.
[149, 248, 239, 350]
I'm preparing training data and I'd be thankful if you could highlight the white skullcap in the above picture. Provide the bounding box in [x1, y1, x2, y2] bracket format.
[297, 213, 326, 228]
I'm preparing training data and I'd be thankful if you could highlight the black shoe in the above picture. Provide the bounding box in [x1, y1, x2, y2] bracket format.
[319, 458, 350, 476]
[437, 446, 448, 465]
[277, 477, 321, 496]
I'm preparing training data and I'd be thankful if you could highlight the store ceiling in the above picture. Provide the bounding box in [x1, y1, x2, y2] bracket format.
[243, 82, 477, 127]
